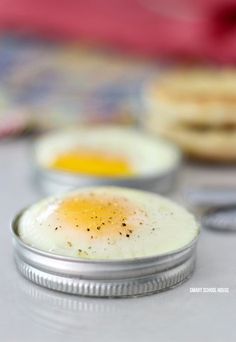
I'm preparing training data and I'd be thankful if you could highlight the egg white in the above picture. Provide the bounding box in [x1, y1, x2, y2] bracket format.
[34, 126, 180, 177]
[18, 187, 199, 260]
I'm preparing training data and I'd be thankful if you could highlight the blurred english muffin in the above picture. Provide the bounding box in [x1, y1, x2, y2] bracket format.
[144, 68, 236, 161]
[146, 68, 236, 126]
[150, 118, 236, 162]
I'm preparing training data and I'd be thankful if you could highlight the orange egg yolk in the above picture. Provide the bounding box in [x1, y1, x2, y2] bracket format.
[48, 149, 135, 177]
[56, 193, 146, 239]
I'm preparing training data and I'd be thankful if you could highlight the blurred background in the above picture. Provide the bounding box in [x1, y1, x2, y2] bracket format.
[0, 0, 236, 138]
[2, 0, 236, 208]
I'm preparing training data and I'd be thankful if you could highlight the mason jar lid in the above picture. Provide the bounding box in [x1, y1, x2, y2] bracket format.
[12, 210, 199, 298]
[33, 164, 180, 196]
[31, 127, 182, 196]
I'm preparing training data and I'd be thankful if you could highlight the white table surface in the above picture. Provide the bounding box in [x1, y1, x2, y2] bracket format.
[1, 138, 236, 342]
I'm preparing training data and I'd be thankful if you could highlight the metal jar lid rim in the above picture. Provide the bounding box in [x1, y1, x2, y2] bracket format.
[12, 209, 199, 265]
[12, 208, 199, 297]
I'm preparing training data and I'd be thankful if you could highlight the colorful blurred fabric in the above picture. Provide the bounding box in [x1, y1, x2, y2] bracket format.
[0, 36, 155, 137]
[1, 0, 236, 137]
[0, 0, 235, 63]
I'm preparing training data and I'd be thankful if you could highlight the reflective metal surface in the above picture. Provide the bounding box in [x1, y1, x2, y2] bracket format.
[33, 163, 181, 196]
[185, 187, 236, 212]
[12, 210, 199, 297]
[202, 206, 236, 232]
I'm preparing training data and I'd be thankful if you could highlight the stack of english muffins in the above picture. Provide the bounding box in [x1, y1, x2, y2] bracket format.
[144, 68, 236, 162]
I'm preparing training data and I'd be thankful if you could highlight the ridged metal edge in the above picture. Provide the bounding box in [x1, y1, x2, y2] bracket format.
[15, 254, 195, 298]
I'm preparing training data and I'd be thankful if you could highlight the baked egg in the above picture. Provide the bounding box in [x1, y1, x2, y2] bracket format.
[34, 127, 180, 178]
[18, 187, 199, 260]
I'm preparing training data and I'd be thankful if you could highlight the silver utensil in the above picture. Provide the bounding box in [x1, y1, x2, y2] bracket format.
[202, 206, 236, 232]
[185, 187, 236, 232]
[185, 187, 236, 211]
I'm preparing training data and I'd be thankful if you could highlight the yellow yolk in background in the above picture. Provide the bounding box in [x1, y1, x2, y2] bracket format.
[48, 149, 135, 177]
[56, 194, 146, 240]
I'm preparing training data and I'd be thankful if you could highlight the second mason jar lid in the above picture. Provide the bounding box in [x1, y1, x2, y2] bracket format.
[32, 126, 181, 195]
